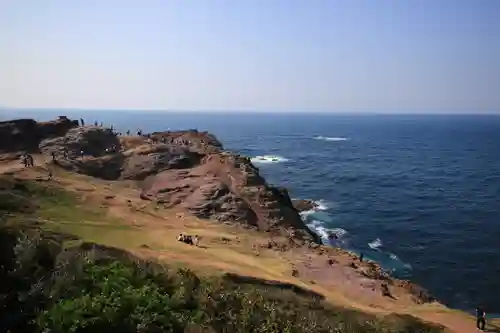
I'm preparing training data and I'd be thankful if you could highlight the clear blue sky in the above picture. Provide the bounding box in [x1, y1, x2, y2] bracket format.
[1, 0, 499, 113]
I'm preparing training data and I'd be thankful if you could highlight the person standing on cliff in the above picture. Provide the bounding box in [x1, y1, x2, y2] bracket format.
[26, 154, 34, 167]
[476, 307, 486, 330]
[21, 154, 27, 168]
[80, 118, 85, 126]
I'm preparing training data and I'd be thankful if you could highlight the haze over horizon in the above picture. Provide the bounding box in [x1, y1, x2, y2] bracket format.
[1, 0, 499, 113]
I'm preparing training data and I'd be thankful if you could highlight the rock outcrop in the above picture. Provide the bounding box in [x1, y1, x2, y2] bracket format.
[140, 139, 319, 242]
[40, 127, 204, 181]
[0, 116, 78, 154]
[38, 124, 319, 242]
[291, 199, 318, 212]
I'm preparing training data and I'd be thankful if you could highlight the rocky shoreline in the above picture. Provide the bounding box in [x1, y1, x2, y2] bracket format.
[0, 116, 435, 305]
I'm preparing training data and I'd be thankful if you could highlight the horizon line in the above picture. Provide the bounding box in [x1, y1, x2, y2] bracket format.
[2, 107, 500, 116]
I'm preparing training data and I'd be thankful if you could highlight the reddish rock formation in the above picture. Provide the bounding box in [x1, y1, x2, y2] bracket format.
[141, 147, 319, 241]
[38, 125, 320, 242]
[0, 116, 78, 154]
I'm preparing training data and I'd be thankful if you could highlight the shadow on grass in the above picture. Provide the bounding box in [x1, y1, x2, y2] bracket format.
[222, 272, 325, 300]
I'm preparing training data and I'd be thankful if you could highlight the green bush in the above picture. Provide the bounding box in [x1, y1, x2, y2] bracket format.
[0, 228, 445, 333]
[37, 262, 184, 333]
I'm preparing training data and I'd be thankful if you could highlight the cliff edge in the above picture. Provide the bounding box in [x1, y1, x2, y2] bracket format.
[0, 116, 78, 154]
[38, 125, 319, 242]
[1, 116, 490, 333]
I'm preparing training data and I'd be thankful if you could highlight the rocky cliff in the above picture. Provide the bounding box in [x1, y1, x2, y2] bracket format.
[37, 123, 320, 242]
[0, 116, 78, 154]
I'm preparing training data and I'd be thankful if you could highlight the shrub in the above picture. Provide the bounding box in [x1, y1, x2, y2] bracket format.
[0, 229, 445, 333]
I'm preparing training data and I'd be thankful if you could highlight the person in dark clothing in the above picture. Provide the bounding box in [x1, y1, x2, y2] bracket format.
[476, 307, 486, 330]
[80, 118, 85, 126]
[21, 154, 28, 168]
[27, 154, 34, 167]
[51, 152, 56, 161]
[359, 253, 364, 262]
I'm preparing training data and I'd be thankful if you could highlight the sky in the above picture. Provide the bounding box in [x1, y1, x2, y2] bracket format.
[0, 0, 499, 113]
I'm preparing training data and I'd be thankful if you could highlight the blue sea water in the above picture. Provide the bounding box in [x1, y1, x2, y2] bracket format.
[2, 110, 500, 314]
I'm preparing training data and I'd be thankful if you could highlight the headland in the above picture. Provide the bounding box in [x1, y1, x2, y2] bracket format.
[0, 116, 497, 333]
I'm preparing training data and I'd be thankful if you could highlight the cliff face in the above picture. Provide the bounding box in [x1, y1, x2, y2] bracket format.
[37, 124, 320, 243]
[0, 116, 78, 154]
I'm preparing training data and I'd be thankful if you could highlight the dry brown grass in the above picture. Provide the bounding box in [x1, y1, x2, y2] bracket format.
[0, 157, 489, 333]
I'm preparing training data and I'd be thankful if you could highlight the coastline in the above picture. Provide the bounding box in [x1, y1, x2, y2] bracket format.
[1, 116, 498, 332]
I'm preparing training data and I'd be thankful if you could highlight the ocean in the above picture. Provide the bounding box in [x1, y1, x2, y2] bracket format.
[2, 110, 500, 314]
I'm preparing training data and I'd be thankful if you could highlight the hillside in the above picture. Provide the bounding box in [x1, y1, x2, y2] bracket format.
[0, 117, 498, 333]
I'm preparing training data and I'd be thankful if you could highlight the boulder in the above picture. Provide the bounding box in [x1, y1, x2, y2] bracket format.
[37, 116, 80, 141]
[40, 126, 119, 159]
[40, 126, 124, 180]
[291, 199, 318, 212]
[121, 145, 201, 180]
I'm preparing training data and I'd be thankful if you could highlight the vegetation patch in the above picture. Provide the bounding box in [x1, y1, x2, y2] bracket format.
[0, 175, 119, 233]
[0, 175, 445, 332]
[0, 227, 445, 333]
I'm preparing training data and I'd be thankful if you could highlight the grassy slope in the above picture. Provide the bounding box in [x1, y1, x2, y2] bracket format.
[1, 161, 498, 333]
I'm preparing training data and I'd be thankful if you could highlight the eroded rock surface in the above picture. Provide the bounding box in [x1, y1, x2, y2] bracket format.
[142, 151, 319, 242]
[40, 127, 203, 181]
[0, 116, 78, 154]
[37, 124, 319, 241]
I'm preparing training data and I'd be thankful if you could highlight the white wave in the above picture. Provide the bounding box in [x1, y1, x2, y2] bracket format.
[308, 223, 330, 240]
[307, 220, 347, 241]
[389, 253, 399, 260]
[299, 209, 316, 218]
[330, 228, 347, 238]
[314, 136, 349, 142]
[298, 199, 329, 220]
[250, 155, 289, 164]
[314, 199, 329, 211]
[368, 238, 383, 249]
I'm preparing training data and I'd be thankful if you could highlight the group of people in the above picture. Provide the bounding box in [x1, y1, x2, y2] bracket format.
[20, 153, 35, 168]
[177, 233, 200, 246]
[20, 153, 53, 180]
[104, 145, 119, 154]
[51, 149, 70, 161]
[77, 119, 201, 150]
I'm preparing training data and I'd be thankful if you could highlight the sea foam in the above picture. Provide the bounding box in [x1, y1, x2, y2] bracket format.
[250, 155, 289, 164]
[313, 136, 349, 142]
